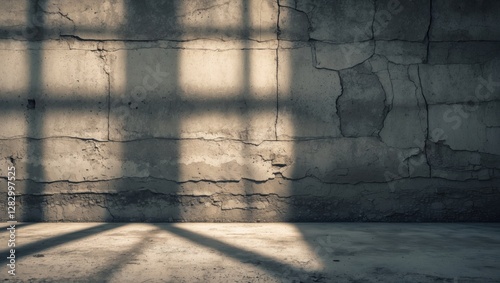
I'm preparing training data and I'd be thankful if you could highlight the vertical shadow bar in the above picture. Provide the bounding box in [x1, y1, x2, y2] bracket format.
[241, 0, 253, 221]
[118, 1, 181, 222]
[23, 0, 46, 221]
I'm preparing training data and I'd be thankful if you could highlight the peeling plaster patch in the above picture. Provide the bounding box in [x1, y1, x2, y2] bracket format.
[314, 41, 374, 71]
[337, 64, 386, 137]
[9, 178, 500, 222]
[428, 101, 500, 154]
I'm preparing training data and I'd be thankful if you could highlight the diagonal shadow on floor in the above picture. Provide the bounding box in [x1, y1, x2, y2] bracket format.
[0, 223, 127, 265]
[0, 222, 38, 234]
[153, 223, 327, 281]
[88, 227, 162, 282]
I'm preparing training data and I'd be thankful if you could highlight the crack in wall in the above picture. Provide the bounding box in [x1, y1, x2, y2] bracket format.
[426, 0, 433, 63]
[336, 73, 345, 137]
[417, 65, 433, 175]
[92, 48, 112, 141]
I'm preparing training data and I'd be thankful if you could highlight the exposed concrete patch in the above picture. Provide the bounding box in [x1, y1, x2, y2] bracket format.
[426, 141, 500, 181]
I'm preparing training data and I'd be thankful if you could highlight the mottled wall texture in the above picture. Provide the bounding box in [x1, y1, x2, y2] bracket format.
[0, 0, 499, 222]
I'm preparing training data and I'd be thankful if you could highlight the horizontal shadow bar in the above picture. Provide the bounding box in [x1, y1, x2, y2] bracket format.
[1, 95, 278, 105]
[0, 25, 276, 41]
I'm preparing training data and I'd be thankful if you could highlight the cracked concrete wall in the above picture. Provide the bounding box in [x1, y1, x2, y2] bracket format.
[0, 0, 499, 222]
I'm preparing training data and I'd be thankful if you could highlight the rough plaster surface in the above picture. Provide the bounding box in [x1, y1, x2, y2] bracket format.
[109, 47, 277, 141]
[0, 0, 499, 222]
[0, 45, 109, 140]
[374, 0, 430, 41]
[430, 0, 500, 41]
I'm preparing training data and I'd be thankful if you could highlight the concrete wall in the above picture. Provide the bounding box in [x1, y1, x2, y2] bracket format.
[0, 0, 499, 222]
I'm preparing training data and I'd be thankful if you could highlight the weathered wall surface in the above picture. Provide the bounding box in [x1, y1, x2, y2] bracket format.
[0, 0, 499, 222]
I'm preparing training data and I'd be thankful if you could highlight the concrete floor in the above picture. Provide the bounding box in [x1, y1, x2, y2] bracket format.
[0, 223, 499, 282]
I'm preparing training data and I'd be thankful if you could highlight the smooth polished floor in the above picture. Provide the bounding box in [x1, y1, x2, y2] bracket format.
[0, 222, 499, 282]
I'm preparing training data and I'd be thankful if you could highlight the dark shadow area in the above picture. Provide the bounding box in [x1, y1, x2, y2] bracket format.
[113, 1, 182, 221]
